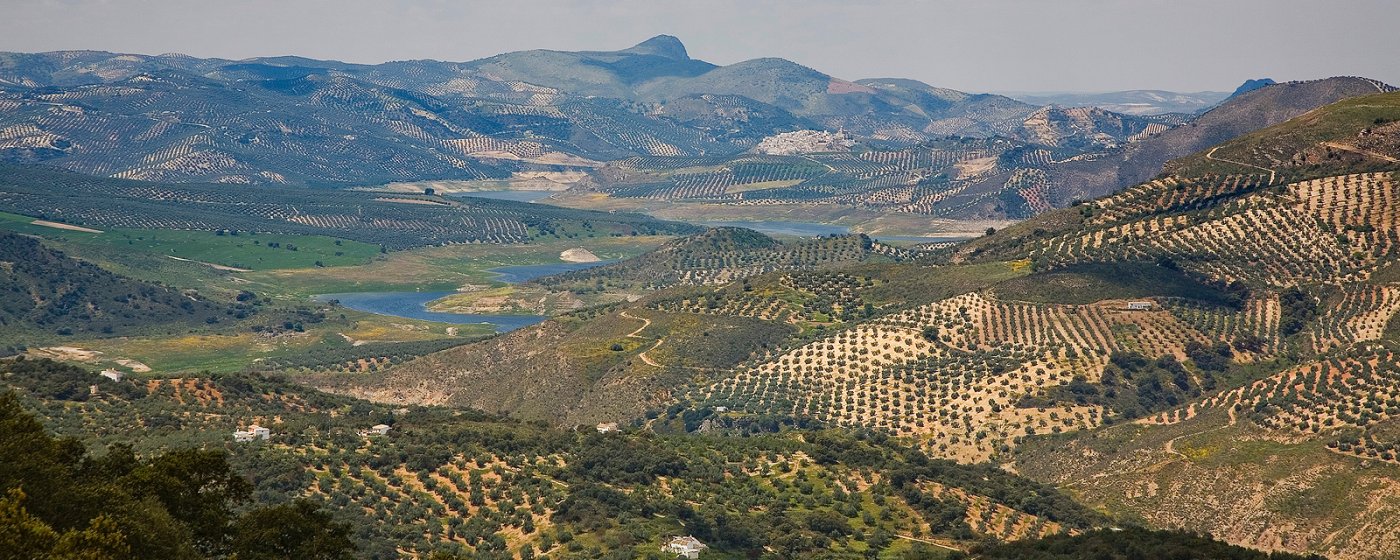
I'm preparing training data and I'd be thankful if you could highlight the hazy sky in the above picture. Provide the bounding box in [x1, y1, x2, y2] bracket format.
[4, 0, 1398, 93]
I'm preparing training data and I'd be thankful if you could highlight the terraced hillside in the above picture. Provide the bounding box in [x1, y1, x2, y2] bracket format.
[530, 227, 909, 292]
[324, 90, 1400, 558]
[1029, 77, 1396, 208]
[427, 227, 914, 316]
[323, 229, 923, 424]
[694, 93, 1400, 466]
[0, 163, 698, 249]
[591, 137, 1056, 219]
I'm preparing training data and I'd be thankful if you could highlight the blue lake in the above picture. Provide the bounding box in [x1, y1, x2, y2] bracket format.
[702, 220, 973, 245]
[450, 190, 557, 203]
[313, 291, 548, 331]
[315, 260, 612, 332]
[489, 260, 612, 283]
[702, 220, 850, 238]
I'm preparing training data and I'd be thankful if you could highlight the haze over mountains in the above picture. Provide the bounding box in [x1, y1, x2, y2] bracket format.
[2, 36, 1388, 223]
[999, 89, 1231, 116]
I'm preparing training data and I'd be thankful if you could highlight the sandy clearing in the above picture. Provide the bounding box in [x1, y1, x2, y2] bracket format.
[114, 358, 151, 372]
[954, 156, 998, 179]
[559, 248, 600, 263]
[31, 346, 103, 361]
[31, 220, 102, 233]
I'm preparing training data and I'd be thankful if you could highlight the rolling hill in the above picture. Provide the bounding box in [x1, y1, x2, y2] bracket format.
[0, 163, 699, 250]
[0, 232, 240, 342]
[5, 40, 1399, 560]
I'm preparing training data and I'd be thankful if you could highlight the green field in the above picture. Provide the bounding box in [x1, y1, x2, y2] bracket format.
[242, 235, 672, 299]
[0, 211, 380, 270]
[2, 210, 671, 300]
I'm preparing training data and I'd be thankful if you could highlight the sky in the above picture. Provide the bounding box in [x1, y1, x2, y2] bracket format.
[3, 0, 1398, 93]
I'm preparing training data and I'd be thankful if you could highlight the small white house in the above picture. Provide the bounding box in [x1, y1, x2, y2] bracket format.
[714, 406, 728, 413]
[663, 535, 707, 559]
[235, 425, 271, 442]
[99, 369, 124, 382]
[1125, 301, 1154, 311]
[596, 422, 619, 434]
[368, 424, 391, 436]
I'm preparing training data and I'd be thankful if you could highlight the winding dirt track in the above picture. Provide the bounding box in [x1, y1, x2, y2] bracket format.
[1206, 146, 1277, 183]
[1320, 141, 1400, 164]
[620, 310, 651, 337]
[619, 310, 663, 367]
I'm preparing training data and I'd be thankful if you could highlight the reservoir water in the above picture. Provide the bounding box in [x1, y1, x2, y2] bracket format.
[702, 220, 973, 244]
[449, 190, 557, 203]
[315, 260, 611, 332]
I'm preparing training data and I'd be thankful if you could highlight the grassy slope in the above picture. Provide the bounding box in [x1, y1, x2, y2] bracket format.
[242, 235, 669, 299]
[1, 211, 381, 270]
[1016, 410, 1400, 560]
[317, 306, 798, 426]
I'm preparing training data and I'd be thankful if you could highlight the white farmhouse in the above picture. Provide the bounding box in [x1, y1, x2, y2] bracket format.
[234, 424, 271, 442]
[99, 369, 124, 382]
[596, 422, 619, 434]
[1125, 301, 1154, 311]
[369, 424, 391, 436]
[663, 535, 707, 559]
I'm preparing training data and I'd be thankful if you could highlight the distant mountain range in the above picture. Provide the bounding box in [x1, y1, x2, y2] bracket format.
[0, 37, 1392, 221]
[0, 36, 1188, 185]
